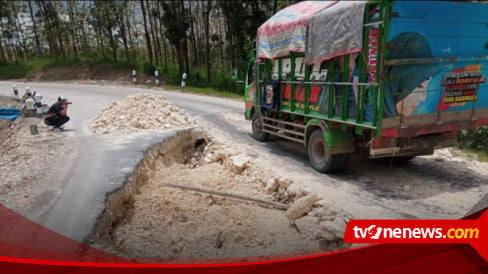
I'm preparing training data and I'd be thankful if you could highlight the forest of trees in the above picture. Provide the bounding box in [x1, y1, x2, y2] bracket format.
[0, 0, 297, 90]
[2, 0, 487, 152]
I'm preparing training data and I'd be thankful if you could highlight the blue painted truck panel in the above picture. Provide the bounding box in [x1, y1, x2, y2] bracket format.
[385, 1, 488, 118]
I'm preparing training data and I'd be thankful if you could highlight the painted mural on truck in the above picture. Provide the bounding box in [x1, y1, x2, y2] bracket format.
[383, 1, 488, 118]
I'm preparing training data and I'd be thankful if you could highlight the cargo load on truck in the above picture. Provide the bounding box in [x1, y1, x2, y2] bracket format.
[244, 0, 488, 173]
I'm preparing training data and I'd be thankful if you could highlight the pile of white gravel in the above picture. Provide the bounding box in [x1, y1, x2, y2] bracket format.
[90, 93, 197, 135]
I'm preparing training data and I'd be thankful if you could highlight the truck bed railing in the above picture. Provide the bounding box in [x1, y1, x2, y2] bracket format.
[257, 80, 379, 87]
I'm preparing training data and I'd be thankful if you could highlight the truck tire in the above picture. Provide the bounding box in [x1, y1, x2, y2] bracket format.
[251, 112, 269, 142]
[307, 129, 337, 173]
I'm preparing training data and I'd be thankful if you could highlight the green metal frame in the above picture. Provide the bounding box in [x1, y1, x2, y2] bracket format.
[341, 53, 349, 131]
[373, 0, 392, 138]
[244, 53, 257, 119]
[290, 54, 296, 113]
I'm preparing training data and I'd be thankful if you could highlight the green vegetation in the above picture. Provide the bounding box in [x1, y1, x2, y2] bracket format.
[0, 56, 243, 97]
[0, 1, 292, 96]
[159, 84, 242, 100]
[457, 125, 488, 161]
[0, 57, 138, 79]
[152, 62, 241, 94]
[458, 148, 488, 162]
[0, 62, 29, 79]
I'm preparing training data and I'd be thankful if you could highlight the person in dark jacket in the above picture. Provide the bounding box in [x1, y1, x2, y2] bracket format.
[44, 96, 70, 130]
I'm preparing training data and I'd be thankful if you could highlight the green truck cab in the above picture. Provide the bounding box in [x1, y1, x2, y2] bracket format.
[244, 1, 488, 173]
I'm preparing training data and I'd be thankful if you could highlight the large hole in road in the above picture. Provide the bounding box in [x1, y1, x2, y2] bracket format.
[89, 128, 349, 260]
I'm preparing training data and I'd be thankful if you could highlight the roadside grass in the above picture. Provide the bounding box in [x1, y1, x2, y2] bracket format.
[457, 148, 488, 162]
[0, 57, 139, 79]
[456, 126, 488, 162]
[0, 62, 30, 79]
[157, 84, 243, 100]
[155, 64, 241, 95]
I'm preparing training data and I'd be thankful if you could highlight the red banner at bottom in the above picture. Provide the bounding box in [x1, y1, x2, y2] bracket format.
[345, 210, 488, 261]
[0, 204, 487, 272]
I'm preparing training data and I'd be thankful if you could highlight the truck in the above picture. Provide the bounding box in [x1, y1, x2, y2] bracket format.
[243, 0, 488, 173]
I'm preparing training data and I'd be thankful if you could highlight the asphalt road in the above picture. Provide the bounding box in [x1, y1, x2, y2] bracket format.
[0, 81, 242, 242]
[1, 80, 487, 244]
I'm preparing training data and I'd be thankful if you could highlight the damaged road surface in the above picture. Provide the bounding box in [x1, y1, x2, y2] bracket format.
[90, 128, 349, 259]
[37, 131, 185, 242]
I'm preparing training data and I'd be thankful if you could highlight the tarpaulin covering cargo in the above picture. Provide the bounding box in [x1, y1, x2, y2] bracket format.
[256, 1, 367, 64]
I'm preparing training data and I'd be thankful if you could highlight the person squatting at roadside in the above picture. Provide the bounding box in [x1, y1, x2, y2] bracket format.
[44, 96, 70, 131]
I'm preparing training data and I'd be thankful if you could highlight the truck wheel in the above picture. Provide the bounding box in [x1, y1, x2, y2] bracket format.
[307, 129, 335, 173]
[251, 112, 269, 142]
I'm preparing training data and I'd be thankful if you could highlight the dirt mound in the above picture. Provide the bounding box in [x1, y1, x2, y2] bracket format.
[29, 64, 137, 82]
[89, 93, 197, 135]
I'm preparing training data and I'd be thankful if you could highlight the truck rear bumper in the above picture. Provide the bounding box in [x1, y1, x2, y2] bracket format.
[369, 133, 457, 158]
[381, 109, 488, 138]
